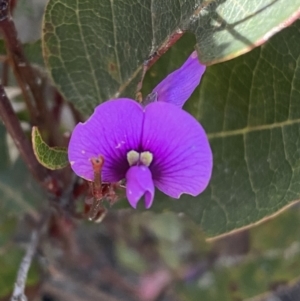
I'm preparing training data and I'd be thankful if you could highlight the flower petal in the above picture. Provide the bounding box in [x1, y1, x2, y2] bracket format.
[68, 99, 143, 182]
[151, 51, 206, 108]
[125, 165, 155, 209]
[142, 102, 212, 198]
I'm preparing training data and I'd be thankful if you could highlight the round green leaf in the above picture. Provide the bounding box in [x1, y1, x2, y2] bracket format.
[151, 20, 300, 238]
[42, 0, 300, 115]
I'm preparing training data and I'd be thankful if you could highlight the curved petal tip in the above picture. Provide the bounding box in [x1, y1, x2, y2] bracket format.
[151, 50, 206, 108]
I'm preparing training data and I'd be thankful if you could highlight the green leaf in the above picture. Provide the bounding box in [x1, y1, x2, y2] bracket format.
[32, 126, 68, 170]
[42, 0, 300, 115]
[149, 20, 300, 237]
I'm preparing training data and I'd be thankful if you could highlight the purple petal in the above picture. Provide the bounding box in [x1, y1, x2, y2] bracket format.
[151, 51, 206, 108]
[142, 102, 212, 198]
[125, 166, 155, 209]
[68, 98, 143, 182]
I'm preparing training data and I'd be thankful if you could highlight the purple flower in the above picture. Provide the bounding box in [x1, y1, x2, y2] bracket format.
[68, 51, 212, 209]
[146, 50, 206, 107]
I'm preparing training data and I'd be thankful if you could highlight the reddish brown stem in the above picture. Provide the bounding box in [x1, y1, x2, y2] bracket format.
[0, 0, 62, 146]
[9, 0, 16, 12]
[1, 57, 9, 86]
[137, 1, 217, 92]
[137, 29, 184, 92]
[0, 82, 59, 194]
[0, 1, 38, 121]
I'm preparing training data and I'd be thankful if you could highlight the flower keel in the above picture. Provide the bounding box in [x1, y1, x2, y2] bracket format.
[126, 165, 155, 209]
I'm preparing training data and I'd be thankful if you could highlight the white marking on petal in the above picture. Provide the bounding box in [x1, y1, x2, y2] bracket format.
[116, 141, 126, 149]
[70, 161, 75, 166]
[81, 150, 85, 154]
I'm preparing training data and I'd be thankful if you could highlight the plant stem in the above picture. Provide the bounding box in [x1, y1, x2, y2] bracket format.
[137, 29, 184, 92]
[0, 82, 59, 193]
[0, 0, 62, 146]
[10, 230, 39, 301]
[0, 0, 39, 121]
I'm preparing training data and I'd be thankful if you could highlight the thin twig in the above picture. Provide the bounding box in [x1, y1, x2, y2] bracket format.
[1, 57, 9, 85]
[0, 0, 38, 123]
[0, 82, 60, 195]
[10, 231, 39, 301]
[136, 0, 224, 92]
[0, 0, 62, 146]
[137, 28, 184, 92]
